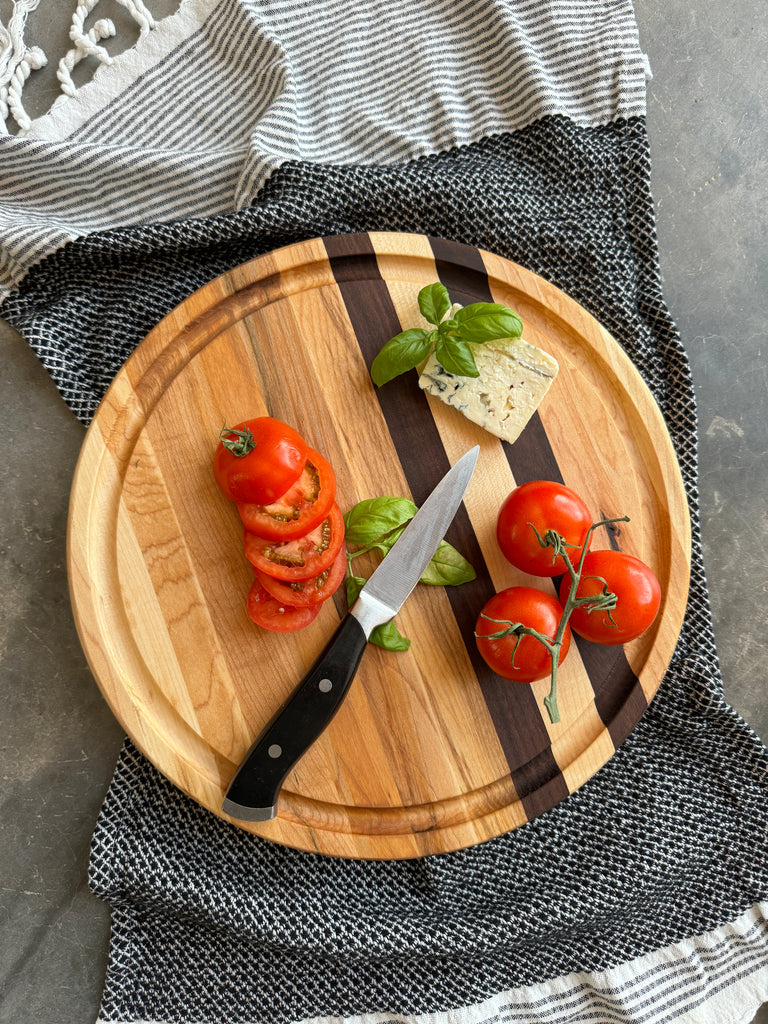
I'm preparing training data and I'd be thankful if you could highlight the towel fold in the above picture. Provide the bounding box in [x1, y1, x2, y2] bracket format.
[1, 3, 765, 1022]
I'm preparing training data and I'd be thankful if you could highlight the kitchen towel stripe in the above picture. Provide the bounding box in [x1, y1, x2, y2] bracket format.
[0, 0, 648, 296]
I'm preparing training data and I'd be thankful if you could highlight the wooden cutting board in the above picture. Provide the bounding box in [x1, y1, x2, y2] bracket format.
[67, 232, 691, 859]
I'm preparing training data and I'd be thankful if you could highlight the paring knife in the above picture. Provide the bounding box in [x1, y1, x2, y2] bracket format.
[222, 445, 480, 822]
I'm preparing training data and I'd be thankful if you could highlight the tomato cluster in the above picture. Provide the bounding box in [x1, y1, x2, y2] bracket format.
[213, 418, 345, 632]
[475, 481, 661, 697]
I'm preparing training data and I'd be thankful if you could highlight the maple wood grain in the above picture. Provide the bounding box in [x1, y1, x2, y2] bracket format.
[67, 233, 691, 858]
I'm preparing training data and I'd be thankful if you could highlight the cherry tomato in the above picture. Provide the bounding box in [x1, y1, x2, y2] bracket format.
[243, 502, 345, 582]
[237, 449, 336, 541]
[246, 581, 321, 632]
[497, 480, 593, 577]
[213, 417, 309, 504]
[253, 546, 347, 608]
[475, 586, 571, 683]
[559, 549, 661, 645]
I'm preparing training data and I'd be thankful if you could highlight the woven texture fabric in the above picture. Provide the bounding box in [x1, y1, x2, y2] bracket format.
[0, 0, 647, 295]
[4, 114, 766, 1022]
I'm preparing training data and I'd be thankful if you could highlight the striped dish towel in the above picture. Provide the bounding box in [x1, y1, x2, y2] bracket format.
[1, 2, 766, 1023]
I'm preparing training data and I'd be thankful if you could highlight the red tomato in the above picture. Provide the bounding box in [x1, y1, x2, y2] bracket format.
[497, 480, 593, 577]
[246, 582, 321, 632]
[213, 417, 309, 504]
[475, 586, 571, 683]
[243, 502, 345, 582]
[559, 549, 661, 645]
[237, 449, 336, 540]
[253, 546, 347, 608]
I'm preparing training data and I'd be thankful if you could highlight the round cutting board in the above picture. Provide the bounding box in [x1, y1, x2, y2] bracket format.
[68, 232, 691, 859]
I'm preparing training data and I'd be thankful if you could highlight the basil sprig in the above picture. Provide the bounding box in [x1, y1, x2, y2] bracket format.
[370, 282, 523, 386]
[343, 495, 476, 651]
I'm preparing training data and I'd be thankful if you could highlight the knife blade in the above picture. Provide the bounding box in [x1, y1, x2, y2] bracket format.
[222, 445, 479, 822]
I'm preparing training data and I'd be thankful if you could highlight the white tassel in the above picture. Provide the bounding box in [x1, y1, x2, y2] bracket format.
[118, 0, 157, 39]
[0, 0, 46, 133]
[57, 1, 115, 97]
[57, 0, 159, 98]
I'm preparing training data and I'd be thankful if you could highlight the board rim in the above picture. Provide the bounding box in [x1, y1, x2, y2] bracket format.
[67, 232, 691, 859]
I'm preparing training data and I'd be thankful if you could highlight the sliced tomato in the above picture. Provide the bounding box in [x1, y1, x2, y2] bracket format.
[246, 582, 321, 632]
[254, 546, 347, 608]
[237, 449, 336, 541]
[243, 502, 345, 582]
[213, 417, 309, 504]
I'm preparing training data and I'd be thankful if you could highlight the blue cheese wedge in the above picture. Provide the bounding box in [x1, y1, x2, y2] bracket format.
[417, 336, 559, 443]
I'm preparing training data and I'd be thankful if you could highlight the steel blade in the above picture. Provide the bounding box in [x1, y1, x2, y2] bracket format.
[354, 446, 479, 631]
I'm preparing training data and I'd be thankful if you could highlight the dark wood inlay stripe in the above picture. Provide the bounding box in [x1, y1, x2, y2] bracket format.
[325, 233, 573, 819]
[427, 236, 568, 809]
[429, 236, 647, 750]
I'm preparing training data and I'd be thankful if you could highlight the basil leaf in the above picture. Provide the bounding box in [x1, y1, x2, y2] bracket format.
[377, 524, 407, 552]
[343, 497, 417, 545]
[345, 574, 409, 650]
[370, 328, 433, 387]
[420, 540, 477, 586]
[435, 334, 480, 377]
[418, 282, 451, 326]
[345, 575, 366, 605]
[453, 303, 523, 343]
[370, 619, 411, 651]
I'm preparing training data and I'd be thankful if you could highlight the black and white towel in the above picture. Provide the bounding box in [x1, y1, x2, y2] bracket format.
[1, 2, 766, 1022]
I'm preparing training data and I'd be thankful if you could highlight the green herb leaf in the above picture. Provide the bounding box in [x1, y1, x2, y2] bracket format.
[435, 333, 480, 377]
[344, 574, 410, 650]
[418, 282, 451, 326]
[345, 574, 366, 606]
[370, 285, 523, 387]
[370, 329, 433, 387]
[370, 619, 411, 651]
[343, 493, 475, 655]
[453, 303, 523, 343]
[420, 540, 477, 586]
[343, 497, 417, 546]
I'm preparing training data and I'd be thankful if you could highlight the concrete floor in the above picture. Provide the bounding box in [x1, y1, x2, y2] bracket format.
[1, 1, 766, 1022]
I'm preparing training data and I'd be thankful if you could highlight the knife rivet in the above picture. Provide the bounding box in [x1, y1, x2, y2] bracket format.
[318, 678, 332, 693]
[267, 744, 282, 759]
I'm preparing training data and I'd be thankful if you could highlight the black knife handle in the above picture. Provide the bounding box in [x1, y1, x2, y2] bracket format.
[222, 614, 369, 820]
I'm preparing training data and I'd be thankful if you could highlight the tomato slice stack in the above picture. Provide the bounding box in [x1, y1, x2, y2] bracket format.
[213, 419, 345, 632]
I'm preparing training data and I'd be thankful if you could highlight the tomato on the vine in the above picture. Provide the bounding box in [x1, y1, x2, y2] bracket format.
[475, 586, 571, 683]
[253, 546, 346, 608]
[246, 581, 321, 632]
[237, 449, 336, 541]
[243, 502, 345, 582]
[497, 480, 593, 577]
[559, 549, 660, 645]
[213, 417, 309, 504]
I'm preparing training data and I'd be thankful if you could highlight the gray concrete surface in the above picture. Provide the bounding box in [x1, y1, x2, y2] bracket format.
[1, 1, 766, 1022]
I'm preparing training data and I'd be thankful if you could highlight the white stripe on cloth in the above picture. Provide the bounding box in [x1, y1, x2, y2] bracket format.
[271, 903, 768, 1024]
[0, 0, 649, 297]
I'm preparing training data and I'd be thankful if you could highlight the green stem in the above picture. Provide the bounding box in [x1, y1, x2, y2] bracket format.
[541, 515, 629, 722]
[219, 423, 256, 457]
[481, 515, 631, 725]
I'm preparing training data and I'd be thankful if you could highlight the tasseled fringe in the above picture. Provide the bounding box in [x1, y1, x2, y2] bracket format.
[0, 0, 159, 132]
[0, 0, 46, 133]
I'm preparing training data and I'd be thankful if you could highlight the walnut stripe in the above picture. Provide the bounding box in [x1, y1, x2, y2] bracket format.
[325, 233, 575, 819]
[427, 235, 572, 809]
[429, 236, 648, 756]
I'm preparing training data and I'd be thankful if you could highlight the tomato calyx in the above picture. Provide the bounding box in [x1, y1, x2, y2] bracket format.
[219, 422, 258, 457]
